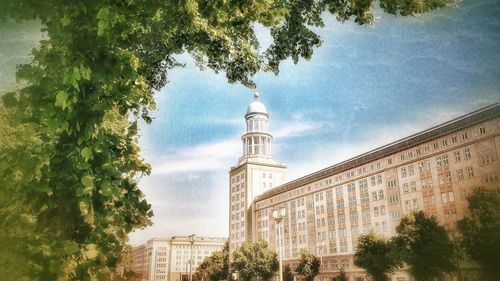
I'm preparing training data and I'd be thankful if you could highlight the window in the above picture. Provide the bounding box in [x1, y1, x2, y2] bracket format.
[478, 126, 486, 135]
[371, 176, 376, 186]
[464, 148, 471, 160]
[379, 190, 384, 199]
[403, 183, 409, 193]
[389, 195, 398, 204]
[461, 131, 468, 141]
[377, 174, 383, 185]
[401, 167, 407, 178]
[433, 142, 439, 150]
[372, 191, 378, 201]
[441, 191, 455, 204]
[485, 173, 498, 184]
[418, 160, 430, 172]
[388, 158, 393, 165]
[480, 151, 495, 165]
[466, 167, 474, 178]
[454, 151, 461, 163]
[374, 206, 379, 217]
[391, 211, 401, 220]
[405, 200, 411, 211]
[456, 169, 464, 181]
[387, 180, 397, 189]
[459, 188, 467, 200]
[380, 205, 386, 216]
[452, 136, 458, 143]
[408, 165, 414, 176]
[442, 139, 448, 147]
[410, 181, 417, 192]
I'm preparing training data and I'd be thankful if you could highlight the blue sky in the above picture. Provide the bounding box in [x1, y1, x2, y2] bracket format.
[1, 1, 499, 245]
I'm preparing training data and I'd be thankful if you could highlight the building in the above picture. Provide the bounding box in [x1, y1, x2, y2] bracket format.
[129, 244, 148, 280]
[128, 236, 226, 281]
[229, 96, 500, 280]
[228, 92, 287, 256]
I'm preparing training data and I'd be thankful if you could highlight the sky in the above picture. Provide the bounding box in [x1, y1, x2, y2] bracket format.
[1, 0, 499, 246]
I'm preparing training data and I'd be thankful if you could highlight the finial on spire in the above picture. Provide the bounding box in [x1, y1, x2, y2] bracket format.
[254, 91, 260, 100]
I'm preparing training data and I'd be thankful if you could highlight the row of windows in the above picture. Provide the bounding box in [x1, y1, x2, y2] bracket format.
[231, 173, 245, 184]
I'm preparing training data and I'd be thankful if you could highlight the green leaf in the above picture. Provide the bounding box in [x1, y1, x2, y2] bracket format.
[85, 244, 98, 260]
[73, 66, 81, 81]
[61, 15, 71, 27]
[81, 175, 94, 189]
[81, 147, 93, 161]
[54, 91, 68, 109]
[63, 241, 79, 255]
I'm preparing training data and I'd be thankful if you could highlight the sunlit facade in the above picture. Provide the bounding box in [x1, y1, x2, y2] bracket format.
[229, 98, 500, 280]
[128, 236, 226, 281]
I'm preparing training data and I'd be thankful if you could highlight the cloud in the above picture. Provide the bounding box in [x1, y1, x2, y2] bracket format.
[149, 139, 241, 175]
[146, 119, 320, 175]
[273, 119, 320, 138]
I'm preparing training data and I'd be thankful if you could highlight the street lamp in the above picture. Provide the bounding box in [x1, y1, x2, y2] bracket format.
[272, 206, 286, 281]
[189, 234, 196, 281]
[317, 239, 324, 274]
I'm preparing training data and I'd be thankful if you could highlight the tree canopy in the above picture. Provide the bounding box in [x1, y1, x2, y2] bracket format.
[457, 186, 500, 281]
[393, 211, 455, 281]
[197, 242, 230, 281]
[232, 240, 278, 281]
[354, 232, 399, 281]
[283, 264, 295, 281]
[295, 248, 320, 281]
[0, 0, 453, 280]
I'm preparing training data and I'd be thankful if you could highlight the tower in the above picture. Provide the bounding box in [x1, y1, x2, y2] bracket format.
[228, 92, 287, 255]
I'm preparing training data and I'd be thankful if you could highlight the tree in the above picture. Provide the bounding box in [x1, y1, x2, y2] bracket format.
[283, 264, 295, 281]
[457, 186, 500, 281]
[232, 240, 278, 281]
[393, 211, 455, 281]
[0, 1, 454, 280]
[354, 232, 399, 281]
[295, 249, 320, 281]
[196, 242, 229, 281]
[338, 267, 347, 281]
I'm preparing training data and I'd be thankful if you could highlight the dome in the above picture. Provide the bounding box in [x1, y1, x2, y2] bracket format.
[245, 92, 268, 117]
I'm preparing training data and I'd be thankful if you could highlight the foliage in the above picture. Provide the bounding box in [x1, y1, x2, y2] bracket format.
[232, 240, 278, 281]
[295, 249, 320, 281]
[0, 0, 453, 280]
[457, 186, 500, 281]
[196, 242, 229, 281]
[283, 264, 295, 281]
[393, 211, 455, 281]
[354, 232, 399, 281]
[338, 267, 347, 281]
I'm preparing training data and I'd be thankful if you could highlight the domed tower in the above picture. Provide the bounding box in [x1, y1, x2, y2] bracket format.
[240, 92, 274, 163]
[228, 92, 287, 256]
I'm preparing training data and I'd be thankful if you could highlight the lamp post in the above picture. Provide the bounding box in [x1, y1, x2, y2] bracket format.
[189, 234, 196, 281]
[317, 239, 324, 271]
[273, 206, 286, 281]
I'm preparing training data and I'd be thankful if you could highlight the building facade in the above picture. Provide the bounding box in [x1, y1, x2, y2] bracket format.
[128, 236, 226, 281]
[229, 97, 500, 280]
[228, 92, 287, 256]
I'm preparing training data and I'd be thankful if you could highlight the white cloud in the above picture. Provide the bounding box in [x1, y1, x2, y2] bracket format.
[146, 119, 320, 175]
[149, 139, 241, 175]
[273, 119, 320, 138]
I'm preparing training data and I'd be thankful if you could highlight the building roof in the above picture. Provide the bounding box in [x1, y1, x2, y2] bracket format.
[245, 92, 268, 117]
[255, 102, 500, 201]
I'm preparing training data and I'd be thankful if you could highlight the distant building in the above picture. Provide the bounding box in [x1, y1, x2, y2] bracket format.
[229, 96, 500, 280]
[128, 236, 226, 281]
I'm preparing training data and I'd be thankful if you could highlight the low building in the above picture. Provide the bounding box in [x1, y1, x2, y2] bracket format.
[128, 236, 226, 281]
